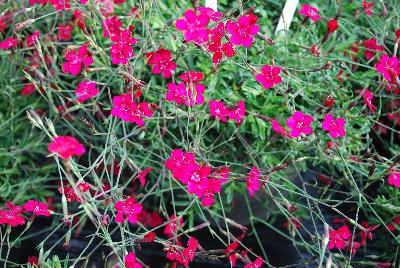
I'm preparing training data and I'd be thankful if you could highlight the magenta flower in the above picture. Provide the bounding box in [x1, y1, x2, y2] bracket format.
[363, 38, 383, 60]
[124, 252, 143, 268]
[75, 81, 99, 103]
[58, 24, 73, 41]
[299, 4, 321, 22]
[25, 31, 40, 47]
[21, 84, 35, 95]
[376, 54, 400, 84]
[246, 166, 260, 197]
[110, 29, 137, 64]
[360, 88, 376, 113]
[229, 100, 246, 123]
[145, 48, 177, 78]
[187, 166, 212, 194]
[226, 14, 260, 47]
[328, 225, 352, 250]
[163, 215, 183, 237]
[244, 256, 264, 268]
[114, 197, 143, 224]
[166, 237, 198, 266]
[285, 111, 313, 138]
[209, 100, 230, 122]
[362, 0, 374, 16]
[111, 94, 153, 126]
[208, 23, 236, 64]
[166, 72, 206, 107]
[48, 136, 86, 159]
[321, 114, 346, 139]
[388, 170, 400, 188]
[0, 205, 25, 227]
[62, 44, 93, 76]
[0, 37, 18, 50]
[175, 8, 210, 44]
[102, 16, 122, 37]
[165, 149, 198, 184]
[271, 119, 291, 137]
[256, 65, 282, 89]
[23, 200, 51, 217]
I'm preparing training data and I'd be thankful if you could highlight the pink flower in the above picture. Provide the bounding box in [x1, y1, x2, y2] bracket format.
[166, 237, 198, 266]
[244, 256, 264, 268]
[299, 4, 321, 22]
[187, 166, 212, 194]
[58, 24, 73, 41]
[111, 94, 153, 126]
[102, 16, 122, 37]
[321, 114, 346, 139]
[124, 252, 142, 268]
[285, 111, 313, 138]
[246, 166, 260, 197]
[29, 0, 48, 5]
[75, 81, 99, 103]
[229, 100, 246, 123]
[166, 72, 205, 107]
[207, 23, 235, 64]
[271, 119, 291, 137]
[114, 0, 125, 3]
[48, 136, 86, 159]
[363, 38, 383, 60]
[328, 225, 352, 250]
[388, 169, 400, 188]
[49, 0, 70, 10]
[21, 84, 35, 95]
[62, 44, 93, 76]
[23, 200, 51, 217]
[0, 204, 25, 227]
[114, 197, 143, 224]
[209, 100, 230, 122]
[226, 14, 260, 47]
[256, 65, 282, 89]
[165, 149, 198, 184]
[110, 29, 137, 64]
[145, 48, 177, 78]
[0, 37, 18, 50]
[362, 0, 374, 16]
[360, 88, 376, 113]
[175, 8, 210, 44]
[327, 19, 339, 33]
[376, 54, 400, 84]
[163, 215, 183, 237]
[25, 31, 40, 47]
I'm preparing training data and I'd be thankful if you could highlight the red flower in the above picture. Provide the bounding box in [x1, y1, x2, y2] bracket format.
[49, 0, 70, 10]
[111, 93, 153, 126]
[207, 23, 236, 64]
[327, 19, 339, 33]
[321, 114, 346, 139]
[23, 200, 51, 217]
[246, 166, 260, 197]
[143, 231, 156, 242]
[114, 0, 125, 3]
[362, 0, 374, 16]
[244, 256, 264, 268]
[360, 88, 376, 113]
[164, 215, 183, 237]
[359, 221, 380, 245]
[256, 65, 282, 89]
[166, 72, 206, 107]
[209, 100, 230, 122]
[363, 38, 383, 60]
[48, 136, 86, 159]
[225, 241, 239, 266]
[175, 8, 211, 44]
[27, 256, 38, 265]
[124, 252, 142, 268]
[21, 84, 35, 95]
[0, 204, 25, 227]
[0, 37, 18, 50]
[229, 100, 246, 123]
[145, 48, 177, 78]
[283, 217, 301, 230]
[136, 167, 153, 187]
[25, 31, 40, 47]
[328, 225, 351, 250]
[271, 119, 291, 138]
[58, 24, 73, 41]
[114, 197, 143, 224]
[62, 44, 93, 76]
[285, 111, 313, 137]
[165, 149, 198, 183]
[388, 169, 400, 188]
[75, 81, 99, 103]
[166, 237, 198, 266]
[299, 4, 321, 22]
[110, 29, 137, 64]
[376, 54, 400, 84]
[227, 14, 260, 47]
[102, 16, 122, 37]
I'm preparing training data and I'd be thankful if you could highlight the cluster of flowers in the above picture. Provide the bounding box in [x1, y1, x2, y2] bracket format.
[166, 71, 206, 107]
[165, 237, 198, 267]
[270, 111, 346, 139]
[111, 93, 153, 126]
[209, 100, 246, 123]
[165, 149, 229, 207]
[0, 200, 50, 227]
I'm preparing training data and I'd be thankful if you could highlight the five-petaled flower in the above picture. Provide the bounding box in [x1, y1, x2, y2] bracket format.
[145, 48, 177, 78]
[175, 8, 211, 44]
[166, 71, 206, 106]
[299, 4, 322, 22]
[321, 114, 346, 139]
[376, 54, 400, 84]
[111, 93, 153, 126]
[114, 197, 143, 224]
[23, 200, 51, 217]
[388, 169, 400, 188]
[48, 136, 86, 159]
[62, 44, 93, 76]
[256, 65, 282, 89]
[285, 111, 313, 138]
[328, 225, 352, 250]
[227, 14, 260, 47]
[110, 29, 137, 64]
[0, 203, 26, 227]
[363, 38, 383, 60]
